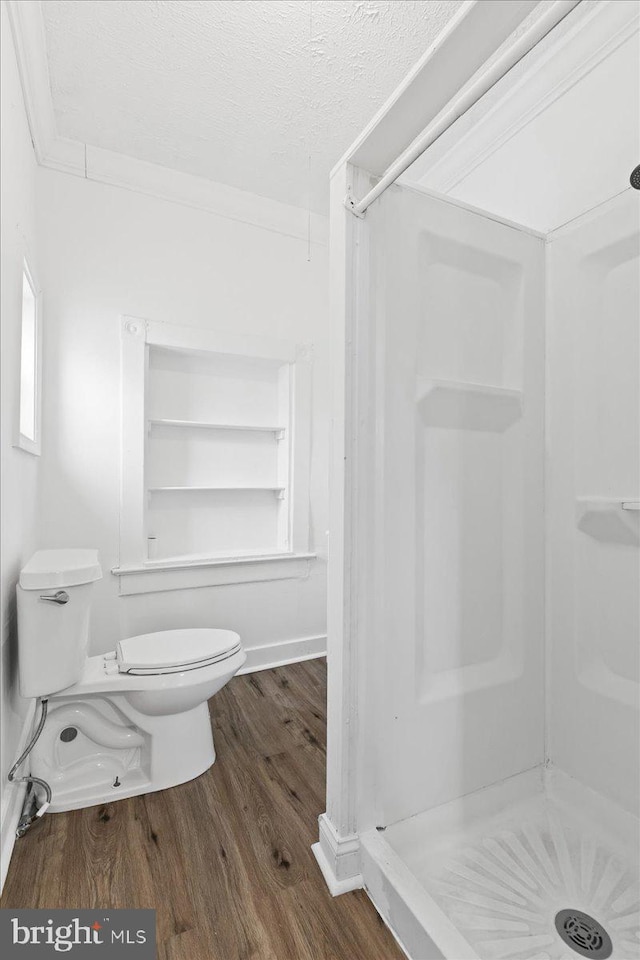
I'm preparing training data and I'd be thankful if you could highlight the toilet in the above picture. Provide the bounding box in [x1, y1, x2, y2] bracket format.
[17, 549, 246, 812]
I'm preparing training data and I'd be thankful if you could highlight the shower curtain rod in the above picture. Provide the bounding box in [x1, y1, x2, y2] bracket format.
[346, 0, 581, 219]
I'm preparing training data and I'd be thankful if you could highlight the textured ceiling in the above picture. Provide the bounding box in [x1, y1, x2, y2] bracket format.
[42, 0, 463, 213]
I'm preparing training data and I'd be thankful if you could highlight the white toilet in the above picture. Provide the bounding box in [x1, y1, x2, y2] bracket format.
[17, 548, 246, 812]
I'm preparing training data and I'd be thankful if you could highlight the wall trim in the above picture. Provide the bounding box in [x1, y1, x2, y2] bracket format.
[311, 812, 363, 896]
[1, 700, 36, 894]
[237, 635, 326, 675]
[5, 1, 328, 246]
[112, 554, 316, 596]
[5, 0, 55, 164]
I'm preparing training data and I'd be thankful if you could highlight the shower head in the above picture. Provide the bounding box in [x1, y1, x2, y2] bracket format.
[630, 164, 640, 190]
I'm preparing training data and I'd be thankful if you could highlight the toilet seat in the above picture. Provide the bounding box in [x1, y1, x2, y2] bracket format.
[115, 628, 242, 675]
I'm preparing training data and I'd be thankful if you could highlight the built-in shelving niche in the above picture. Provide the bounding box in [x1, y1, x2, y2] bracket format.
[114, 318, 312, 588]
[146, 346, 294, 562]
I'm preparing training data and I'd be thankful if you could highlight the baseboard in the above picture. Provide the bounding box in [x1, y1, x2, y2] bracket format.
[312, 841, 363, 896]
[237, 634, 326, 675]
[311, 813, 363, 896]
[1, 699, 36, 894]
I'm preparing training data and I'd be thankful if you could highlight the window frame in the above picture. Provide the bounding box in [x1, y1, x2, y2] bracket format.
[15, 258, 42, 457]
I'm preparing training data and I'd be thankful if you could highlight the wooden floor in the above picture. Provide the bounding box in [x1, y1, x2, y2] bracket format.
[2, 659, 403, 960]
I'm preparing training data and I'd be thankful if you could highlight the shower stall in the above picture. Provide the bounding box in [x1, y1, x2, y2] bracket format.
[315, 3, 640, 958]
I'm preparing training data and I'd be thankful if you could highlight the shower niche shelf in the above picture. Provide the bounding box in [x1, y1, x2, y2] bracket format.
[416, 378, 522, 432]
[576, 498, 640, 545]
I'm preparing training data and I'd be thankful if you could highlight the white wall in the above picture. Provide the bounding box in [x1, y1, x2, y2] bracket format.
[547, 190, 639, 814]
[35, 167, 329, 661]
[360, 183, 545, 827]
[0, 0, 40, 874]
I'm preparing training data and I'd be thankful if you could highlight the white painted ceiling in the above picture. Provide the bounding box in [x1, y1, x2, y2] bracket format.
[42, 0, 463, 213]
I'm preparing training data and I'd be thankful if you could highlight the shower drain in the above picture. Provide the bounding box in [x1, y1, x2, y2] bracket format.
[554, 909, 613, 959]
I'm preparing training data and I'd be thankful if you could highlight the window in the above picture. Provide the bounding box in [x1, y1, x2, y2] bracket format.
[16, 261, 41, 455]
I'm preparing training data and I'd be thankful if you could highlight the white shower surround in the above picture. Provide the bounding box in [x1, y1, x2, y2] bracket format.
[318, 2, 640, 958]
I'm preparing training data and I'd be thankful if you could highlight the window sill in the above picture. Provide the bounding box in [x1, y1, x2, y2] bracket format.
[111, 552, 316, 596]
[13, 436, 41, 456]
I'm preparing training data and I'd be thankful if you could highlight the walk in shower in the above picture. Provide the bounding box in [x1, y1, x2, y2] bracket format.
[319, 3, 640, 958]
[362, 179, 639, 960]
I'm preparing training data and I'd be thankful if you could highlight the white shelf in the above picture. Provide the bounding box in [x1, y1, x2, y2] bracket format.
[416, 378, 522, 432]
[148, 485, 285, 495]
[111, 552, 316, 595]
[148, 418, 285, 435]
[577, 497, 640, 511]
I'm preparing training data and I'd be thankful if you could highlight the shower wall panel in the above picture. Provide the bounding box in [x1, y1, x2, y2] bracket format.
[547, 191, 640, 814]
[367, 184, 545, 826]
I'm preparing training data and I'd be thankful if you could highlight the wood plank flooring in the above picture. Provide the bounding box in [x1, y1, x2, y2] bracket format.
[2, 659, 404, 960]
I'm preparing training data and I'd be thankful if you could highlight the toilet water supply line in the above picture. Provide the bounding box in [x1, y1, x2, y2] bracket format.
[7, 698, 52, 831]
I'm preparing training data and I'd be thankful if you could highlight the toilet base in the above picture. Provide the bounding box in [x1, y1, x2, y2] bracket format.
[30, 698, 216, 812]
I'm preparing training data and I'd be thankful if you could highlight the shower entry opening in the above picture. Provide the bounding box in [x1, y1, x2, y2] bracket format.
[315, 3, 640, 959]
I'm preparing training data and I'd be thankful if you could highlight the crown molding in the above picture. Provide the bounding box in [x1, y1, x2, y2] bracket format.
[407, 0, 640, 195]
[6, 0, 58, 163]
[5, 0, 328, 245]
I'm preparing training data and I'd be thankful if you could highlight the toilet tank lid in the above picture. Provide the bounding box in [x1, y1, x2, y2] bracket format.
[20, 549, 103, 590]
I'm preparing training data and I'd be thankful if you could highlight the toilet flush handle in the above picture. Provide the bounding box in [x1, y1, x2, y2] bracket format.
[39, 590, 70, 604]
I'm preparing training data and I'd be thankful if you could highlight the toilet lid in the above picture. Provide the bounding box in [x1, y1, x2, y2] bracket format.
[116, 628, 242, 675]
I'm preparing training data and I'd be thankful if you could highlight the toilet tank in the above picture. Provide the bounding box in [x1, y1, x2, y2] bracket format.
[17, 549, 103, 698]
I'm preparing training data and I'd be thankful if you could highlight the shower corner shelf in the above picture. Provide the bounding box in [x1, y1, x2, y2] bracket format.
[416, 378, 523, 432]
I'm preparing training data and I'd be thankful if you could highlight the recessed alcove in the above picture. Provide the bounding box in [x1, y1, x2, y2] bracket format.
[112, 319, 313, 589]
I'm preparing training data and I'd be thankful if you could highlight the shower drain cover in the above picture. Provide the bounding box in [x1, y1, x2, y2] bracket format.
[555, 909, 613, 958]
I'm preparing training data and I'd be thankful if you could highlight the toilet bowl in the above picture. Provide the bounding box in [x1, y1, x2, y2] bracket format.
[17, 549, 246, 812]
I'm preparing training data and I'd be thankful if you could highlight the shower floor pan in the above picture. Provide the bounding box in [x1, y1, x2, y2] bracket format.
[362, 768, 639, 960]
